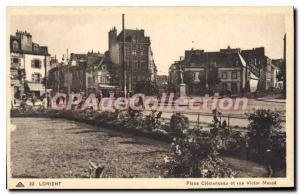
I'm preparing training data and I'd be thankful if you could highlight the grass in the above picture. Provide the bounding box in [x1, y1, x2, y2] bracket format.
[10, 117, 280, 178]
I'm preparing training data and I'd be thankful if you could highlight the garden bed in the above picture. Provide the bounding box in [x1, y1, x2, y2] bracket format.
[10, 109, 173, 143]
[10, 108, 286, 178]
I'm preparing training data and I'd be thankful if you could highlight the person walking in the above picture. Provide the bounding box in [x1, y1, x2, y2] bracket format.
[32, 95, 36, 107]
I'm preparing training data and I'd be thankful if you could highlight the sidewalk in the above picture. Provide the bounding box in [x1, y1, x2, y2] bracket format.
[255, 98, 286, 103]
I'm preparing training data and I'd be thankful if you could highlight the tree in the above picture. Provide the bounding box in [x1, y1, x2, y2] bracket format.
[247, 109, 285, 174]
[166, 113, 236, 178]
[183, 71, 194, 84]
[134, 80, 158, 95]
[206, 66, 220, 90]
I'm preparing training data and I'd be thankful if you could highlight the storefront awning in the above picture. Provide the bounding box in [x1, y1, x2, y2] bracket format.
[27, 83, 45, 91]
[98, 84, 116, 89]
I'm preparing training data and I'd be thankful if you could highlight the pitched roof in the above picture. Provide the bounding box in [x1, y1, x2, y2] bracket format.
[187, 51, 242, 68]
[10, 34, 50, 56]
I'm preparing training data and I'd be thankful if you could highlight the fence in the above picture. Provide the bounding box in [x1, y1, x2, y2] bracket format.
[151, 110, 286, 133]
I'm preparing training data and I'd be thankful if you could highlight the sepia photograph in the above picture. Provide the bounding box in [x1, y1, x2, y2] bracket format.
[6, 6, 294, 189]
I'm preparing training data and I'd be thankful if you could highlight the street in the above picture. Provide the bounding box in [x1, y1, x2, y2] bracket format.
[145, 98, 286, 130]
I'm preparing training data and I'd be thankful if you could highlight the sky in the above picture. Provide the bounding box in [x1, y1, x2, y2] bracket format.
[9, 7, 287, 75]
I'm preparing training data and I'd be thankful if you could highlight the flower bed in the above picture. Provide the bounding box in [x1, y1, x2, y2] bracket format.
[11, 109, 173, 142]
[11, 108, 286, 178]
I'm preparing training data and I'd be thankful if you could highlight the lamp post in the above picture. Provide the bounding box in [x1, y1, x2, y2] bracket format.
[122, 14, 127, 98]
[61, 54, 65, 93]
[44, 54, 47, 98]
[205, 63, 209, 91]
[19, 69, 25, 99]
[66, 49, 71, 96]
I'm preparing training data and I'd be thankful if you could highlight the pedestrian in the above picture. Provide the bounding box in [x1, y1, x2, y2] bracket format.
[47, 93, 51, 108]
[32, 95, 36, 106]
[42, 96, 47, 109]
[138, 96, 144, 109]
[212, 109, 222, 127]
[96, 92, 102, 105]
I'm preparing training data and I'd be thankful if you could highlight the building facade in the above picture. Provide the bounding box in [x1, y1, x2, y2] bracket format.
[10, 30, 51, 98]
[48, 51, 116, 95]
[108, 27, 157, 91]
[169, 46, 274, 96]
[271, 59, 284, 89]
[85, 53, 117, 95]
[156, 75, 169, 93]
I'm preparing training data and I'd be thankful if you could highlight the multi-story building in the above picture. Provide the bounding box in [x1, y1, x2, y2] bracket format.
[240, 47, 273, 91]
[10, 30, 51, 98]
[169, 46, 273, 96]
[85, 53, 117, 95]
[108, 27, 157, 91]
[48, 51, 116, 95]
[271, 59, 284, 89]
[168, 61, 182, 94]
[47, 62, 66, 93]
[156, 75, 168, 93]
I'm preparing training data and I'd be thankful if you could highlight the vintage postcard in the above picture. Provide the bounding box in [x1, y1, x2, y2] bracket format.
[6, 7, 294, 189]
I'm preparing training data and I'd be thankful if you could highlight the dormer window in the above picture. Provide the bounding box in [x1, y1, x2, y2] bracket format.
[33, 44, 39, 53]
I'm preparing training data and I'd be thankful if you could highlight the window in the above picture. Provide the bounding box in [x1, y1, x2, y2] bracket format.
[141, 61, 147, 70]
[231, 82, 238, 93]
[132, 50, 137, 56]
[125, 48, 130, 57]
[221, 72, 228, 79]
[232, 72, 237, 79]
[136, 62, 140, 70]
[31, 73, 41, 82]
[12, 58, 19, 63]
[88, 77, 92, 87]
[11, 57, 20, 68]
[12, 41, 19, 51]
[31, 59, 41, 68]
[133, 75, 137, 81]
[234, 60, 239, 66]
[134, 61, 138, 70]
[33, 45, 39, 53]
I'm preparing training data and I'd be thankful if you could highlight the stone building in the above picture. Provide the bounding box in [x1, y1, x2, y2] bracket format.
[168, 46, 273, 96]
[85, 54, 118, 95]
[271, 59, 284, 89]
[240, 47, 273, 91]
[108, 27, 157, 91]
[48, 51, 116, 95]
[47, 62, 66, 93]
[10, 30, 51, 98]
[156, 75, 169, 93]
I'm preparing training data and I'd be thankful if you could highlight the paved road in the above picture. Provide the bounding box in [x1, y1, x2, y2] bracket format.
[144, 98, 286, 129]
[10, 117, 169, 178]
